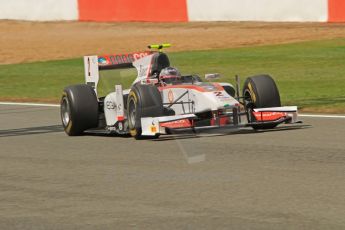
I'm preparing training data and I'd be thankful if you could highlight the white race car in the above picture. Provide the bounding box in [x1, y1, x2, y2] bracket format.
[60, 44, 300, 139]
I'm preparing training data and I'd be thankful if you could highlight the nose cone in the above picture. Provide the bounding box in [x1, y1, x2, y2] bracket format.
[194, 90, 239, 112]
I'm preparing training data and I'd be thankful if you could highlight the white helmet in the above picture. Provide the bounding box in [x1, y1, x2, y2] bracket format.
[159, 67, 181, 84]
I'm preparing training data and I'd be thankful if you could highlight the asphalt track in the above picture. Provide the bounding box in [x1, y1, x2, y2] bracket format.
[0, 104, 345, 230]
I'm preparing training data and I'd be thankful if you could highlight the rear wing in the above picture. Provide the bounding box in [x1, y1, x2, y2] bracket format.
[84, 51, 154, 95]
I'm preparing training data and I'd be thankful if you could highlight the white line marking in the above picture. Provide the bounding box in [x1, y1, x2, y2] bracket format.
[299, 114, 345, 119]
[0, 102, 59, 107]
[1, 102, 345, 118]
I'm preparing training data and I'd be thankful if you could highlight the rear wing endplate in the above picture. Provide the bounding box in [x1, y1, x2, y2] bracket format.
[83, 51, 154, 95]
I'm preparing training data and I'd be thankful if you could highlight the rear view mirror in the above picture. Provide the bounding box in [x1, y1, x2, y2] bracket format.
[205, 73, 220, 81]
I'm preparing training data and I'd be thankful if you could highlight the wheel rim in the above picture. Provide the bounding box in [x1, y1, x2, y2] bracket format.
[61, 97, 71, 127]
[243, 89, 254, 108]
[128, 98, 137, 128]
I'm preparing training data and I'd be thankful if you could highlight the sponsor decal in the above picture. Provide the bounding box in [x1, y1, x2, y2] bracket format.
[133, 52, 151, 60]
[98, 51, 152, 66]
[117, 103, 122, 112]
[160, 119, 192, 129]
[106, 101, 116, 110]
[108, 126, 116, 131]
[98, 57, 108, 65]
[253, 112, 287, 121]
[150, 126, 157, 133]
[168, 90, 174, 103]
[118, 122, 123, 131]
[214, 91, 223, 97]
[214, 91, 230, 101]
[138, 64, 149, 77]
[150, 121, 157, 133]
[87, 57, 91, 76]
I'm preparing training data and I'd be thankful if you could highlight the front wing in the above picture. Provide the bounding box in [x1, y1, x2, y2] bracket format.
[141, 106, 301, 136]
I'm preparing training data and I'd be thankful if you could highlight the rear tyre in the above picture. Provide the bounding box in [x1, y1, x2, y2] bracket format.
[60, 84, 99, 136]
[243, 75, 281, 130]
[127, 84, 164, 139]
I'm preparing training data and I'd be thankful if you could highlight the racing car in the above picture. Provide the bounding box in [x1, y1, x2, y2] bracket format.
[60, 44, 300, 139]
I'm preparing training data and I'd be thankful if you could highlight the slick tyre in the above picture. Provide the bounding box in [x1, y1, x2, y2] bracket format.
[60, 84, 99, 136]
[243, 74, 281, 130]
[127, 84, 163, 139]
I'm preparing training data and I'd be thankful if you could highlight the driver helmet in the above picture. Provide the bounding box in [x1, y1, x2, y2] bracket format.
[159, 67, 181, 84]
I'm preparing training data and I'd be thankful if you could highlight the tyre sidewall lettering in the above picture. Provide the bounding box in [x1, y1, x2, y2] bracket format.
[247, 82, 257, 104]
[61, 92, 73, 133]
[128, 90, 139, 136]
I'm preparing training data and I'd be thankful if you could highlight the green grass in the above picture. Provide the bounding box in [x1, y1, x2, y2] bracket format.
[1, 39, 345, 113]
[0, 59, 83, 101]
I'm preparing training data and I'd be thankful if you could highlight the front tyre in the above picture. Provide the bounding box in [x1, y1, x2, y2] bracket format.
[243, 74, 281, 130]
[127, 84, 163, 139]
[60, 84, 99, 136]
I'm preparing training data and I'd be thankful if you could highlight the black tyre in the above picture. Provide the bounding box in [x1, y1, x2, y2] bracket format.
[127, 84, 163, 139]
[60, 84, 99, 136]
[243, 75, 281, 129]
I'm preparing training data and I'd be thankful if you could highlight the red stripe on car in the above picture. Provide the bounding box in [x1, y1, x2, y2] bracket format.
[253, 112, 287, 121]
[159, 83, 224, 92]
[160, 119, 192, 128]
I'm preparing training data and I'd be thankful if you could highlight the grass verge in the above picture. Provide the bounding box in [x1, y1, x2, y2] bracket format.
[0, 39, 344, 113]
